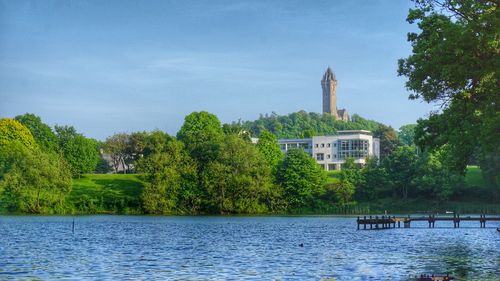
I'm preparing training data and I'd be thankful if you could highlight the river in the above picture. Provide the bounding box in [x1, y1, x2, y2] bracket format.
[0, 215, 498, 280]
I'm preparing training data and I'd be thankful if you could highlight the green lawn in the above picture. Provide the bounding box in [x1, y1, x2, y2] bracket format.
[69, 174, 145, 214]
[465, 165, 486, 188]
[326, 170, 341, 184]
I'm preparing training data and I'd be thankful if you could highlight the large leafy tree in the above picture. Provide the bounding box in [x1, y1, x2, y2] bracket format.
[202, 135, 272, 214]
[276, 148, 327, 210]
[398, 0, 499, 187]
[0, 143, 72, 214]
[177, 111, 224, 164]
[55, 125, 99, 176]
[0, 118, 36, 148]
[14, 113, 58, 152]
[137, 138, 196, 214]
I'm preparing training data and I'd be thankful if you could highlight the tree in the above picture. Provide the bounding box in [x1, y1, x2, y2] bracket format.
[360, 156, 390, 200]
[103, 133, 129, 173]
[338, 158, 364, 203]
[382, 146, 420, 200]
[374, 125, 401, 160]
[201, 135, 272, 214]
[276, 148, 327, 210]
[177, 111, 224, 164]
[0, 118, 36, 148]
[414, 148, 462, 201]
[0, 143, 72, 214]
[137, 138, 196, 214]
[55, 125, 99, 176]
[398, 124, 417, 146]
[398, 0, 499, 187]
[256, 130, 283, 170]
[15, 113, 58, 152]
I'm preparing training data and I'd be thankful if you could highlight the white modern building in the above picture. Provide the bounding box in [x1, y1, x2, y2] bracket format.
[278, 130, 380, 171]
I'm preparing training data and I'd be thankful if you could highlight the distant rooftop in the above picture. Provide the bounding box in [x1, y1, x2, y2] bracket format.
[336, 130, 372, 135]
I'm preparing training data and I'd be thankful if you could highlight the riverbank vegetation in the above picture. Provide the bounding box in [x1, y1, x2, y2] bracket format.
[0, 0, 498, 215]
[0, 111, 498, 215]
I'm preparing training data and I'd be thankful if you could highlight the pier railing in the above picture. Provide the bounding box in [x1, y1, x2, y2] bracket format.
[356, 214, 500, 230]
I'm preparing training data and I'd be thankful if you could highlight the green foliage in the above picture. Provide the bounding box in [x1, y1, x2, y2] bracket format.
[0, 118, 36, 148]
[373, 124, 401, 160]
[413, 149, 463, 201]
[55, 125, 100, 176]
[202, 135, 272, 214]
[14, 113, 58, 152]
[69, 174, 143, 214]
[399, 0, 500, 188]
[241, 111, 382, 139]
[337, 158, 363, 204]
[359, 157, 390, 200]
[398, 124, 417, 146]
[0, 143, 72, 214]
[177, 111, 224, 164]
[256, 130, 283, 169]
[382, 145, 420, 200]
[136, 138, 196, 214]
[277, 148, 327, 209]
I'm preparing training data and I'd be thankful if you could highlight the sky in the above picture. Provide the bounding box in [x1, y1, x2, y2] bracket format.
[0, 0, 438, 140]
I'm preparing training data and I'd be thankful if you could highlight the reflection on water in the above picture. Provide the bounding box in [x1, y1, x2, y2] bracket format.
[0, 216, 498, 280]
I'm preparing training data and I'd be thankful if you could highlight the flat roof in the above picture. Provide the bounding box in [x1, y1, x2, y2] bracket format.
[336, 130, 372, 135]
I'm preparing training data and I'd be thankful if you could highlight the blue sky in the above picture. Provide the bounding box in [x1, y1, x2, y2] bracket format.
[0, 0, 436, 140]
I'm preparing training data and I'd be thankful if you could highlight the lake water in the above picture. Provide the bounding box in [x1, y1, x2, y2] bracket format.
[0, 216, 499, 280]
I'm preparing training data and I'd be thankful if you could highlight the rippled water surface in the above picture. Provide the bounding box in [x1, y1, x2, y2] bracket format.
[0, 215, 499, 280]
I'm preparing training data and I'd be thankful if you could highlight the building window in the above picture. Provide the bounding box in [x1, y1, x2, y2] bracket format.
[316, 153, 324, 161]
[280, 144, 286, 150]
[315, 144, 318, 148]
[334, 143, 337, 147]
[337, 139, 369, 160]
[327, 143, 331, 148]
[327, 154, 330, 159]
[334, 154, 337, 158]
[328, 164, 336, 171]
[320, 143, 325, 148]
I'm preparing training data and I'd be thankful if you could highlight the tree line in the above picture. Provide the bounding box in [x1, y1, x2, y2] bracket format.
[0, 0, 497, 214]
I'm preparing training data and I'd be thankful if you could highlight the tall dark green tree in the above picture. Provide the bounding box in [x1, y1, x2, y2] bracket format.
[382, 146, 420, 200]
[374, 124, 401, 159]
[398, 0, 499, 187]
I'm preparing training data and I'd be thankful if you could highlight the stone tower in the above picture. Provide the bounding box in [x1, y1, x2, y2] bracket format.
[321, 67, 349, 121]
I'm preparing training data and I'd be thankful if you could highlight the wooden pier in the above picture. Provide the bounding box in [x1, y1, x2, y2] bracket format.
[356, 214, 500, 230]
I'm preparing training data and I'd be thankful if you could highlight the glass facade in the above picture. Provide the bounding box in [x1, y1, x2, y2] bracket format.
[337, 139, 369, 159]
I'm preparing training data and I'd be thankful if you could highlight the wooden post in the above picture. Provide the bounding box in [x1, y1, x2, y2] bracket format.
[370, 215, 372, 229]
[375, 216, 379, 229]
[364, 216, 367, 230]
[357, 216, 360, 230]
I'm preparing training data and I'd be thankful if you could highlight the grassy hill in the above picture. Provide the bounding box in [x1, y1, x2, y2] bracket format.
[68, 174, 145, 214]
